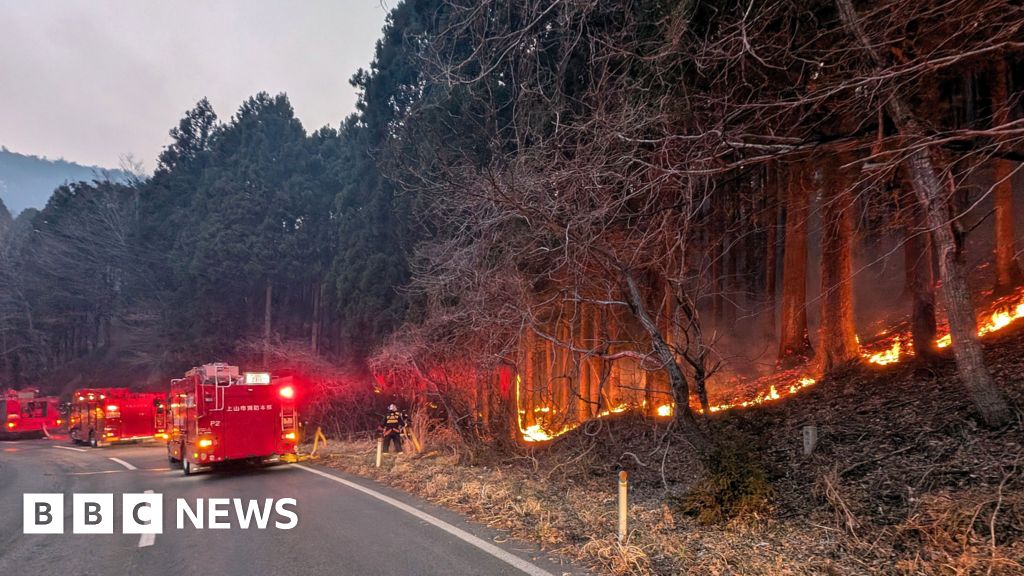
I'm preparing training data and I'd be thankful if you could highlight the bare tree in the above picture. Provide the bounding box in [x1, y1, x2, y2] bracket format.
[833, 0, 1013, 426]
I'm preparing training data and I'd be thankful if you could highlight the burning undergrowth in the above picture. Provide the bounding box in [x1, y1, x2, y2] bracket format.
[655, 286, 1024, 429]
[319, 324, 1024, 575]
[512, 286, 1024, 445]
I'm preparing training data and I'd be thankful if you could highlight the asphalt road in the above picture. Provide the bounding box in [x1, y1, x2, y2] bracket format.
[0, 438, 580, 576]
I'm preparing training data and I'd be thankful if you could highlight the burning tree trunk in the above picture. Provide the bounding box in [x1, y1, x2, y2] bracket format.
[903, 199, 938, 360]
[764, 169, 780, 341]
[710, 220, 725, 326]
[778, 163, 814, 366]
[596, 305, 610, 412]
[818, 154, 860, 371]
[835, 0, 1011, 428]
[990, 57, 1021, 296]
[522, 325, 536, 426]
[576, 303, 592, 419]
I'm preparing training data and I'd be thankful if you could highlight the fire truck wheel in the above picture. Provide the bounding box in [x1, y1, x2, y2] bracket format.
[183, 458, 192, 476]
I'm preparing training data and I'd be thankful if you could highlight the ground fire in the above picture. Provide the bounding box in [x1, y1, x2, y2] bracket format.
[516, 286, 1024, 442]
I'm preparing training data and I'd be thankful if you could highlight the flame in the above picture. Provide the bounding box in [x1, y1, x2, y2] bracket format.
[516, 287, 1024, 442]
[520, 423, 568, 443]
[699, 380, 808, 414]
[597, 404, 629, 417]
[978, 302, 1024, 337]
[864, 289, 1024, 359]
[938, 290, 1024, 346]
[866, 337, 901, 365]
[515, 373, 634, 442]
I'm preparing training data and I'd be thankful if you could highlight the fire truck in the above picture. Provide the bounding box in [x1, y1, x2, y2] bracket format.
[69, 388, 167, 447]
[1, 389, 61, 439]
[167, 363, 297, 475]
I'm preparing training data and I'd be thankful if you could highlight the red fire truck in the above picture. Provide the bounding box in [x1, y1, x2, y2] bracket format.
[1, 389, 61, 439]
[167, 363, 297, 475]
[69, 388, 167, 447]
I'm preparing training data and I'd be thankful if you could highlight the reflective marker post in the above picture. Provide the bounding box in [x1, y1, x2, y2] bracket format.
[618, 471, 628, 543]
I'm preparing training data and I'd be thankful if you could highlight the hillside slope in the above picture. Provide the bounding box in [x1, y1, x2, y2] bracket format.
[321, 327, 1024, 575]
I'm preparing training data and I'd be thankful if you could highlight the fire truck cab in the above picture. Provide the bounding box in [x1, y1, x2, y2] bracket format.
[69, 388, 166, 447]
[167, 364, 297, 475]
[2, 389, 61, 439]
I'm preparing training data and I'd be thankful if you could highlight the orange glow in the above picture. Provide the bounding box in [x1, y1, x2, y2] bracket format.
[977, 301, 1024, 337]
[514, 287, 1024, 442]
[698, 380, 808, 414]
[597, 404, 629, 417]
[279, 386, 295, 399]
[866, 337, 901, 365]
[873, 287, 1024, 354]
[515, 375, 636, 442]
[284, 432, 296, 440]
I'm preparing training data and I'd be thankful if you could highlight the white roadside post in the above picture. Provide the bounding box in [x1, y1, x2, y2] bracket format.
[803, 425, 818, 456]
[618, 471, 628, 543]
[376, 437, 383, 468]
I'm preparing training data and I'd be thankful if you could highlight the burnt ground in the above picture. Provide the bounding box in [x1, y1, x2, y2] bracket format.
[319, 328, 1024, 575]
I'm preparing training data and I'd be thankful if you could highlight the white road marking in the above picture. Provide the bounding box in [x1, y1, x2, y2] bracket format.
[138, 490, 156, 548]
[294, 464, 555, 576]
[52, 445, 87, 452]
[108, 457, 138, 471]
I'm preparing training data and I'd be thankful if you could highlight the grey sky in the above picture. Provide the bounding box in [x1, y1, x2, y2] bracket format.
[0, 0, 390, 169]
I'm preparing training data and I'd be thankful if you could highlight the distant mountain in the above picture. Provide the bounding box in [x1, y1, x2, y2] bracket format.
[0, 147, 130, 215]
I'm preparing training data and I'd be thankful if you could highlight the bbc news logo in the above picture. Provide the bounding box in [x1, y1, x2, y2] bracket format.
[24, 494, 298, 534]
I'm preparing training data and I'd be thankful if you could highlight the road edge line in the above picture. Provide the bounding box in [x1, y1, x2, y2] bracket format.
[138, 489, 156, 547]
[293, 464, 555, 576]
[109, 457, 138, 470]
[52, 445, 87, 453]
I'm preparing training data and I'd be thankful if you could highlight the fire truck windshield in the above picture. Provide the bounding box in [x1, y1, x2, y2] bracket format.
[204, 376, 240, 387]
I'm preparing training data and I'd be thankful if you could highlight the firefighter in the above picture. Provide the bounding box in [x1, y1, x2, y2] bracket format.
[380, 404, 406, 453]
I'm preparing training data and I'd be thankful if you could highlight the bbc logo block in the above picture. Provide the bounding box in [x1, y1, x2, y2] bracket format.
[72, 493, 114, 534]
[122, 492, 163, 534]
[23, 494, 63, 534]
[23, 493, 163, 534]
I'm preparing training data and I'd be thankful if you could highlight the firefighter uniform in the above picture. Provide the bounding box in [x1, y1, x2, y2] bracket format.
[381, 408, 406, 453]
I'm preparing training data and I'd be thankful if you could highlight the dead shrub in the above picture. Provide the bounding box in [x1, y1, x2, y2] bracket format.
[676, 435, 773, 524]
